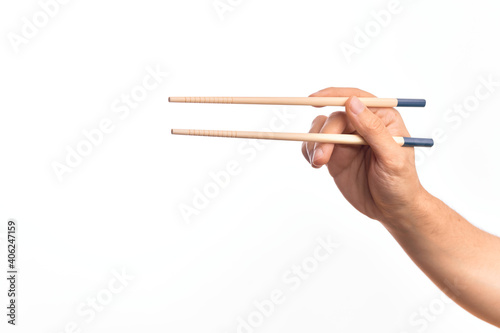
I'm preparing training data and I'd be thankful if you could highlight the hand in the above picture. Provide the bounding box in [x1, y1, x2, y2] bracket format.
[302, 87, 425, 225]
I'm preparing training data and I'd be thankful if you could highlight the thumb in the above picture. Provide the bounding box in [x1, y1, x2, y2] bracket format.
[345, 96, 400, 159]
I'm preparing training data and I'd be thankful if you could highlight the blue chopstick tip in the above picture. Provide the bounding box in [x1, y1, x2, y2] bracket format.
[403, 137, 434, 147]
[397, 99, 426, 107]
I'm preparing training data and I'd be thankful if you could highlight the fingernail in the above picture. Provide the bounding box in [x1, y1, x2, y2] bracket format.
[312, 147, 324, 167]
[349, 96, 365, 115]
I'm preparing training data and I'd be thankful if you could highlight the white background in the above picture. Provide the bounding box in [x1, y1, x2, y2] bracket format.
[1, 0, 500, 332]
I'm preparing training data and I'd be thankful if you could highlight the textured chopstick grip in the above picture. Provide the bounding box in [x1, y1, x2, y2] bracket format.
[185, 129, 238, 137]
[171, 97, 234, 104]
[397, 99, 426, 107]
[403, 137, 434, 147]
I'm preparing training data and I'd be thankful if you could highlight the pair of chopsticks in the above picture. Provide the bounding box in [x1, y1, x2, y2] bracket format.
[170, 96, 433, 148]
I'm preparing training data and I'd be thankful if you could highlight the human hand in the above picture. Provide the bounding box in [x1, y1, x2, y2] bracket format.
[302, 87, 425, 225]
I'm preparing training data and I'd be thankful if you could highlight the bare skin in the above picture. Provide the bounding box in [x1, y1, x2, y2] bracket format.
[302, 87, 500, 327]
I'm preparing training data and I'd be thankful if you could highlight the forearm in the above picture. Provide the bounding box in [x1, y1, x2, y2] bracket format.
[301, 89, 500, 325]
[382, 189, 500, 327]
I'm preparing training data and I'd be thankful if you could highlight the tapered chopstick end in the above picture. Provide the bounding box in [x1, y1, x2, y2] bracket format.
[402, 137, 434, 147]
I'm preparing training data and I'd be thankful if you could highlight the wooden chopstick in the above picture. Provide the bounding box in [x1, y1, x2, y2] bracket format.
[168, 97, 426, 108]
[171, 129, 434, 147]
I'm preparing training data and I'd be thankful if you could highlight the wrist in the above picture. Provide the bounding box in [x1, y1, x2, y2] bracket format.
[379, 187, 437, 233]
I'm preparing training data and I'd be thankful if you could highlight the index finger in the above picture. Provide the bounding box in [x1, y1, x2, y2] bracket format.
[309, 87, 376, 98]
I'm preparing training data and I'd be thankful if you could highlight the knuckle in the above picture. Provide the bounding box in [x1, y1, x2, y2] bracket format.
[387, 108, 401, 122]
[384, 156, 407, 173]
[328, 111, 344, 120]
[365, 116, 385, 134]
[390, 108, 400, 117]
[311, 115, 327, 127]
[348, 87, 375, 97]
